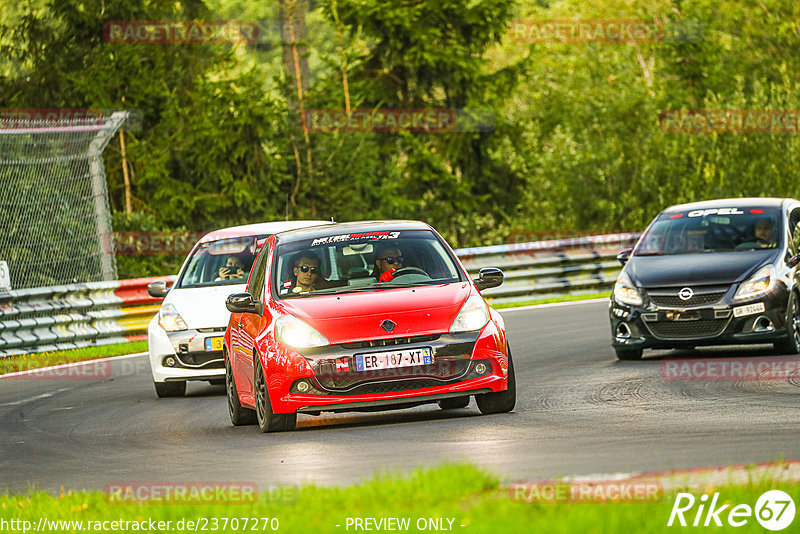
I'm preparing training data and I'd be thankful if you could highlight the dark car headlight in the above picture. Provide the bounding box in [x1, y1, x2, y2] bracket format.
[613, 271, 643, 307]
[733, 265, 774, 302]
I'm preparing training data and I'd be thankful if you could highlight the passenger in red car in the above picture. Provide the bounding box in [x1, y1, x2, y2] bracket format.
[372, 247, 404, 282]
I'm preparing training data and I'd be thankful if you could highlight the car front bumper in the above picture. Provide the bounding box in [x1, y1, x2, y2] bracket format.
[148, 315, 226, 383]
[609, 285, 791, 351]
[261, 321, 511, 414]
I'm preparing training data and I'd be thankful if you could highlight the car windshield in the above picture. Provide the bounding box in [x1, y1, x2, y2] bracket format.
[634, 206, 782, 256]
[176, 235, 265, 288]
[273, 229, 463, 298]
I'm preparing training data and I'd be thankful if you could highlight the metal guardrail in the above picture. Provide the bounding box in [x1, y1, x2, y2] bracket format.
[457, 232, 640, 305]
[0, 233, 640, 357]
[0, 276, 173, 357]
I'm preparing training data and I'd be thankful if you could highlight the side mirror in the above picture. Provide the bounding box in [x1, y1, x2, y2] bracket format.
[788, 255, 800, 269]
[617, 249, 632, 266]
[226, 292, 261, 315]
[147, 281, 170, 298]
[474, 268, 503, 291]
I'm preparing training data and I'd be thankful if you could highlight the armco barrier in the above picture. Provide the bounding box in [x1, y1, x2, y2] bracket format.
[0, 233, 640, 357]
[0, 276, 173, 357]
[456, 232, 640, 305]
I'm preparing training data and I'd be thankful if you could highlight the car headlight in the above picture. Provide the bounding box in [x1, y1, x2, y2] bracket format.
[734, 265, 774, 302]
[158, 304, 188, 332]
[275, 315, 329, 349]
[613, 271, 643, 306]
[450, 296, 490, 333]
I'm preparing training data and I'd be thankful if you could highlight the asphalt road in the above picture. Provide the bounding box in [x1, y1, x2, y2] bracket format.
[2, 299, 800, 493]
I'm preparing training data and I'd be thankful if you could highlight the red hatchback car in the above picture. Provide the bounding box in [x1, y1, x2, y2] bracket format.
[223, 221, 515, 432]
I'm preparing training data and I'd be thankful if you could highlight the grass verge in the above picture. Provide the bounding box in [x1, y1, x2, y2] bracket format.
[0, 340, 147, 375]
[491, 291, 610, 309]
[2, 464, 797, 533]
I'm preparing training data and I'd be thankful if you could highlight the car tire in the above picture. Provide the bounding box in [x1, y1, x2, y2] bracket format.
[254, 356, 297, 432]
[775, 291, 800, 355]
[476, 352, 516, 415]
[154, 380, 186, 398]
[226, 354, 256, 426]
[615, 347, 644, 360]
[438, 396, 470, 410]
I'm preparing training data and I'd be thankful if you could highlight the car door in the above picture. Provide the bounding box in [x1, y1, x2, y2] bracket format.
[234, 241, 270, 400]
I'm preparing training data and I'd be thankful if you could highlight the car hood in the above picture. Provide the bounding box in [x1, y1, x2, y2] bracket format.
[278, 283, 473, 344]
[162, 284, 247, 329]
[628, 249, 779, 288]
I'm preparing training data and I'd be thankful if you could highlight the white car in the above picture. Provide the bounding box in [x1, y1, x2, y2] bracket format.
[147, 221, 331, 397]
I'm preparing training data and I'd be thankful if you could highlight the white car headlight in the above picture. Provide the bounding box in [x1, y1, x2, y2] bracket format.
[734, 265, 774, 302]
[449, 296, 490, 333]
[275, 315, 329, 349]
[613, 271, 643, 307]
[158, 303, 188, 332]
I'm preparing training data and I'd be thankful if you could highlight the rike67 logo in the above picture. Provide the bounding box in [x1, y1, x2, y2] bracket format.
[668, 490, 795, 530]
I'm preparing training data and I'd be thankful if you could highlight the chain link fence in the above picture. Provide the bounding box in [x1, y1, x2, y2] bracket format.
[0, 112, 127, 290]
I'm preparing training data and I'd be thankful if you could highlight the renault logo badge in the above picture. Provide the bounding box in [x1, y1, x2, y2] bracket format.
[381, 320, 395, 332]
[678, 287, 694, 301]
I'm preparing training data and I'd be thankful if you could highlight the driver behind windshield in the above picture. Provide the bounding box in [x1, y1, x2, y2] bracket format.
[737, 218, 776, 249]
[371, 247, 405, 282]
[291, 252, 324, 293]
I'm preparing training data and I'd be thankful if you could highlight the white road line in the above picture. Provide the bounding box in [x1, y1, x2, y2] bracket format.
[0, 386, 73, 406]
[0, 352, 147, 379]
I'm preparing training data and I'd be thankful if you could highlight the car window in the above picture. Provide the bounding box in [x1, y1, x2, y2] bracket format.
[176, 235, 266, 288]
[634, 207, 782, 256]
[790, 208, 800, 238]
[247, 243, 270, 300]
[272, 229, 463, 298]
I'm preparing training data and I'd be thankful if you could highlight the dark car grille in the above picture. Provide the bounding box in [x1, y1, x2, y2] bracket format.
[645, 319, 729, 339]
[315, 358, 470, 391]
[176, 352, 224, 368]
[336, 379, 450, 395]
[648, 291, 727, 308]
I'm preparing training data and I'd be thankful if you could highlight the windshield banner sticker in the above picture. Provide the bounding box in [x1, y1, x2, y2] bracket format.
[311, 231, 401, 246]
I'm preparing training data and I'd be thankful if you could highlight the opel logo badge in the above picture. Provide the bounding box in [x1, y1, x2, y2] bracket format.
[678, 287, 694, 301]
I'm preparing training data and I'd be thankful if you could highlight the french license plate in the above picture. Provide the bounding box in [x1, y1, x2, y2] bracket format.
[204, 336, 224, 351]
[355, 348, 433, 372]
[733, 302, 766, 318]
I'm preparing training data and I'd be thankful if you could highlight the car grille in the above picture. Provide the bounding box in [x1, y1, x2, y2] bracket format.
[645, 319, 729, 339]
[648, 290, 727, 308]
[339, 334, 440, 349]
[314, 358, 470, 391]
[336, 379, 449, 395]
[176, 352, 224, 368]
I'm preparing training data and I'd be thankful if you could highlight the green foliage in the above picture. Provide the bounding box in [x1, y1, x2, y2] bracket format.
[3, 0, 800, 279]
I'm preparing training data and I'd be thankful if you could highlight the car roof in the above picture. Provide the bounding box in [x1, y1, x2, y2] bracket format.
[274, 220, 433, 243]
[662, 197, 794, 214]
[198, 220, 332, 244]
